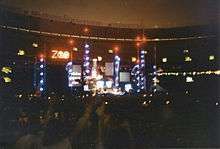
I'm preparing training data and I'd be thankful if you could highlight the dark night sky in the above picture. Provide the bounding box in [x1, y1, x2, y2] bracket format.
[0, 0, 219, 28]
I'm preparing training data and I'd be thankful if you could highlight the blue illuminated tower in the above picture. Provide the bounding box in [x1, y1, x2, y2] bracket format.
[139, 50, 146, 91]
[34, 55, 46, 96]
[131, 50, 146, 92]
[114, 55, 120, 87]
[83, 43, 91, 81]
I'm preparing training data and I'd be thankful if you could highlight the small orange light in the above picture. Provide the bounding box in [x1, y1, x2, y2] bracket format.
[142, 36, 147, 42]
[114, 46, 119, 53]
[69, 39, 74, 45]
[136, 36, 141, 41]
[84, 27, 89, 33]
[136, 42, 141, 47]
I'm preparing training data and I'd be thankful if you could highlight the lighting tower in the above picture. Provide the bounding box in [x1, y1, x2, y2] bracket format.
[34, 55, 46, 96]
[114, 55, 120, 88]
[139, 50, 146, 91]
[131, 50, 146, 92]
[83, 43, 91, 82]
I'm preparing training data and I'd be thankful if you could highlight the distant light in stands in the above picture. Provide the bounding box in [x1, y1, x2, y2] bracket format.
[131, 57, 137, 62]
[186, 76, 194, 83]
[32, 42, 38, 48]
[3, 77, 11, 83]
[165, 100, 170, 105]
[73, 47, 78, 51]
[17, 49, 25, 56]
[105, 101, 108, 105]
[85, 44, 89, 48]
[183, 49, 189, 53]
[209, 55, 215, 61]
[97, 56, 102, 61]
[143, 101, 147, 105]
[153, 65, 156, 69]
[137, 89, 140, 92]
[108, 49, 113, 54]
[216, 102, 219, 106]
[162, 58, 167, 63]
[1, 67, 12, 74]
[185, 56, 192, 62]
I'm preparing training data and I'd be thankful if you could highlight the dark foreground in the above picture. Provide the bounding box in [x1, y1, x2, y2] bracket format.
[0, 92, 219, 149]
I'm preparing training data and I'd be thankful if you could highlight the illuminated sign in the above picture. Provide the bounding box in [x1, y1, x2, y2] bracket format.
[51, 50, 70, 59]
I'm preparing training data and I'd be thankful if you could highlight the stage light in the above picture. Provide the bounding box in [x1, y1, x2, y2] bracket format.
[40, 88, 43, 91]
